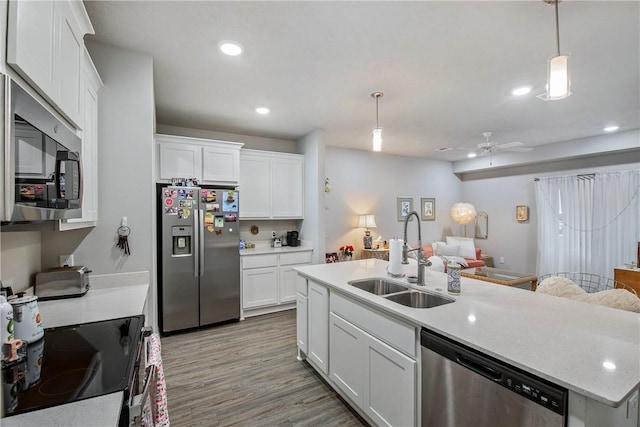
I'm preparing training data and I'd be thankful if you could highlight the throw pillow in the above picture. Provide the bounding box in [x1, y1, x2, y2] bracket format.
[436, 243, 460, 256]
[446, 236, 476, 259]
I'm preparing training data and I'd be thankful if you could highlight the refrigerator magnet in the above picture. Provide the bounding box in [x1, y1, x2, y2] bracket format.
[207, 191, 216, 202]
[214, 216, 224, 228]
[179, 200, 192, 208]
[212, 203, 220, 212]
[215, 229, 222, 235]
[164, 198, 174, 207]
[204, 212, 213, 224]
[171, 190, 178, 198]
[207, 225, 214, 233]
[186, 190, 194, 199]
[165, 207, 177, 215]
[177, 189, 186, 199]
[224, 214, 237, 222]
[163, 188, 171, 198]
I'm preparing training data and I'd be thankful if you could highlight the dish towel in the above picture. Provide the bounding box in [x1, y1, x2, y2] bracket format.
[141, 333, 170, 427]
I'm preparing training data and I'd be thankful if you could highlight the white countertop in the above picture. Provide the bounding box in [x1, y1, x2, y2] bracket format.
[240, 243, 313, 256]
[2, 282, 149, 426]
[295, 259, 640, 407]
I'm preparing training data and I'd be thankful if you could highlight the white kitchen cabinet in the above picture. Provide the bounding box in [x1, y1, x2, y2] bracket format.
[7, 0, 92, 129]
[330, 313, 365, 406]
[307, 280, 329, 375]
[60, 50, 103, 230]
[239, 149, 304, 219]
[241, 250, 312, 317]
[202, 146, 240, 184]
[364, 332, 416, 427]
[270, 156, 304, 218]
[296, 293, 308, 356]
[238, 153, 270, 218]
[329, 311, 416, 426]
[242, 266, 279, 309]
[158, 141, 202, 182]
[156, 134, 243, 185]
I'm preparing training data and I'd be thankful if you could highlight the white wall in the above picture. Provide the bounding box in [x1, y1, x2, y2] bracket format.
[461, 152, 640, 275]
[325, 147, 461, 258]
[41, 42, 155, 275]
[0, 231, 40, 291]
[299, 129, 326, 264]
[156, 124, 297, 153]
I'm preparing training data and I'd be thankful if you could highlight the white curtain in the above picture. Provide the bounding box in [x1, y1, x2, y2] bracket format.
[592, 171, 640, 277]
[535, 170, 640, 278]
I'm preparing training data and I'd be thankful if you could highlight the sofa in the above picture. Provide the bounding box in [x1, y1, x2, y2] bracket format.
[420, 237, 486, 271]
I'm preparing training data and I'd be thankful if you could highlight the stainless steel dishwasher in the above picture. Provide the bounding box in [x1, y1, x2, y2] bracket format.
[421, 328, 567, 427]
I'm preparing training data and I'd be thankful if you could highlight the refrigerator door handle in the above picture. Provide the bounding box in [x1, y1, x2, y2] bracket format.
[193, 208, 199, 278]
[199, 209, 205, 277]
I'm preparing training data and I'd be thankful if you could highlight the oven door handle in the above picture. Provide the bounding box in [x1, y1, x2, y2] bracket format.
[129, 364, 157, 427]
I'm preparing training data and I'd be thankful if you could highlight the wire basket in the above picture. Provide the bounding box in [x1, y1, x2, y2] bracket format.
[538, 272, 637, 296]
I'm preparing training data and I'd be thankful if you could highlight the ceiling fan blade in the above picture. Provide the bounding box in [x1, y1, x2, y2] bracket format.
[495, 141, 524, 149]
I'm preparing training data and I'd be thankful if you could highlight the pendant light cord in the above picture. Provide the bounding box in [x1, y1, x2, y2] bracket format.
[554, 0, 561, 55]
[375, 94, 380, 128]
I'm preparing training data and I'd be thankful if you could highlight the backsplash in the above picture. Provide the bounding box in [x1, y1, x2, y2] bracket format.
[0, 231, 42, 292]
[239, 219, 301, 243]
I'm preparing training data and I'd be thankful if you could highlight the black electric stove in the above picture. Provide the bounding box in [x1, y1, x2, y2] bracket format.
[2, 315, 145, 417]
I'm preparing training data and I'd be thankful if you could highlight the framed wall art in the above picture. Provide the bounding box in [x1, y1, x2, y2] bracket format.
[421, 198, 436, 221]
[516, 205, 529, 222]
[397, 197, 414, 221]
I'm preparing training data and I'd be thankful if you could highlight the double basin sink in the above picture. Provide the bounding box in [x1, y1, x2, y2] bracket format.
[347, 278, 455, 309]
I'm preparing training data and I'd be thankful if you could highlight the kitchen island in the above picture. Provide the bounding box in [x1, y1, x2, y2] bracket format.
[1, 274, 149, 427]
[294, 259, 640, 427]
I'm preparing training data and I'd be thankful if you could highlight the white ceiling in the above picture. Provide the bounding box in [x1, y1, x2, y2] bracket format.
[84, 1, 640, 161]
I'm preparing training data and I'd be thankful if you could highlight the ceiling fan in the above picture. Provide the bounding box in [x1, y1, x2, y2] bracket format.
[470, 132, 533, 164]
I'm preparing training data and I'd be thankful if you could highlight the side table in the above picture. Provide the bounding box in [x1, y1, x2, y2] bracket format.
[361, 248, 389, 261]
[613, 267, 640, 295]
[480, 254, 494, 268]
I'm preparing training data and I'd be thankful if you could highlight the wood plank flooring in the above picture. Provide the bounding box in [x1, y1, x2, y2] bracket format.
[160, 309, 368, 426]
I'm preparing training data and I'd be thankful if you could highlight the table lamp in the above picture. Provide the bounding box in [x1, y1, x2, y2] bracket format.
[358, 214, 377, 249]
[451, 202, 476, 237]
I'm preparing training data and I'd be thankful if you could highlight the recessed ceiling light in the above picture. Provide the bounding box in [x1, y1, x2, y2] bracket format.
[255, 107, 270, 115]
[603, 125, 619, 132]
[467, 152, 477, 158]
[219, 41, 243, 56]
[602, 360, 616, 371]
[511, 86, 532, 96]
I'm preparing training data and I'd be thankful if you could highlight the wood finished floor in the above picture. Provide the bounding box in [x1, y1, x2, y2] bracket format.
[161, 309, 368, 426]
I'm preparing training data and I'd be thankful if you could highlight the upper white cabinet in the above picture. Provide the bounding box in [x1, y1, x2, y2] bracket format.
[60, 50, 103, 230]
[6, 0, 93, 129]
[156, 134, 243, 185]
[239, 149, 304, 219]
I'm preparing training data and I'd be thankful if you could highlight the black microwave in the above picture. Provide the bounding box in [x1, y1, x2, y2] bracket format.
[2, 77, 82, 223]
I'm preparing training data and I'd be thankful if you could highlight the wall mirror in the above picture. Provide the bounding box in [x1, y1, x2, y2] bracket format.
[475, 211, 488, 239]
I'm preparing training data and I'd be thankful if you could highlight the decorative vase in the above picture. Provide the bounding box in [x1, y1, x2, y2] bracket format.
[339, 253, 352, 262]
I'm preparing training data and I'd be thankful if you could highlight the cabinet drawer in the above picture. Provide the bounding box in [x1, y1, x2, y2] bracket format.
[330, 292, 416, 358]
[242, 254, 278, 269]
[280, 251, 312, 266]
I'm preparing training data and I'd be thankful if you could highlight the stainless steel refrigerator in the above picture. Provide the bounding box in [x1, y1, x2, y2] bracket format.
[158, 185, 240, 334]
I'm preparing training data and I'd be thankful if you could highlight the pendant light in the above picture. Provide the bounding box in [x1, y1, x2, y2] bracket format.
[371, 92, 383, 152]
[538, 0, 571, 101]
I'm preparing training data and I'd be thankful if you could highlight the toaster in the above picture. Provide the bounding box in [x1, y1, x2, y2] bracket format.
[35, 266, 91, 300]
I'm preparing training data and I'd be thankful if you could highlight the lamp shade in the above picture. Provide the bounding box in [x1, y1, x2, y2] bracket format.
[372, 128, 382, 152]
[451, 203, 476, 225]
[358, 214, 377, 229]
[547, 54, 570, 100]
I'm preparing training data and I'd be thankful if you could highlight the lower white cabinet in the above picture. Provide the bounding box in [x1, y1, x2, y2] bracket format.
[242, 266, 278, 308]
[307, 280, 329, 375]
[296, 293, 308, 355]
[241, 250, 312, 316]
[330, 312, 416, 427]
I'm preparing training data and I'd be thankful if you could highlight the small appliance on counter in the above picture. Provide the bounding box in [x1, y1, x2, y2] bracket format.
[272, 237, 282, 248]
[34, 266, 91, 301]
[286, 231, 299, 247]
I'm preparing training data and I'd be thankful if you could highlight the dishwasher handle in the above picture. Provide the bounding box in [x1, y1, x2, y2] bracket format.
[456, 353, 502, 382]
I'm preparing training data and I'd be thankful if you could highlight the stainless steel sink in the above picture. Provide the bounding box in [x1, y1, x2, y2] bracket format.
[383, 290, 455, 309]
[348, 278, 408, 295]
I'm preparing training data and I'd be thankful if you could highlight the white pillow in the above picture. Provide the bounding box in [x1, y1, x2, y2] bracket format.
[431, 241, 446, 252]
[436, 243, 459, 256]
[446, 236, 476, 259]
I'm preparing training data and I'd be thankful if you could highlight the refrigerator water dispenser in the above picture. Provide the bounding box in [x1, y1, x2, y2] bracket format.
[172, 226, 192, 256]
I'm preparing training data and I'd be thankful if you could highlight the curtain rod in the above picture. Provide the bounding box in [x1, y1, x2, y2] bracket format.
[534, 173, 596, 182]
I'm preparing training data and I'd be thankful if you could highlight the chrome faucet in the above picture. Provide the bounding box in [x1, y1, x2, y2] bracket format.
[402, 211, 431, 285]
